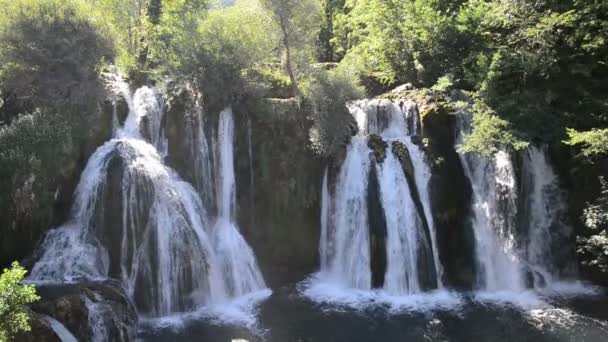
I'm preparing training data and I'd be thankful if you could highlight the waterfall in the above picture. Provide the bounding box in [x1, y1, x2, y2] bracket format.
[30, 85, 267, 318]
[456, 115, 524, 291]
[457, 113, 571, 292]
[42, 315, 78, 342]
[217, 108, 237, 220]
[319, 98, 441, 293]
[323, 137, 372, 289]
[521, 145, 568, 287]
[186, 97, 216, 212]
[403, 138, 444, 288]
[212, 108, 267, 298]
[378, 149, 423, 294]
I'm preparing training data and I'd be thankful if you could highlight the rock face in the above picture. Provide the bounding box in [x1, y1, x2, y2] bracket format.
[232, 98, 325, 288]
[416, 92, 476, 289]
[15, 311, 63, 342]
[27, 281, 137, 342]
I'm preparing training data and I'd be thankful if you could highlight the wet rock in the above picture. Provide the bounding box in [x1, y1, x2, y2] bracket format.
[30, 281, 137, 342]
[15, 311, 62, 342]
[368, 134, 388, 163]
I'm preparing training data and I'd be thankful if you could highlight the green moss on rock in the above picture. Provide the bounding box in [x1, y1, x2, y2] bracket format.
[368, 134, 388, 163]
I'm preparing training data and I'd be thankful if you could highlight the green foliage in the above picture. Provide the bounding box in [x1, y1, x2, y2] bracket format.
[305, 65, 365, 156]
[0, 0, 116, 237]
[578, 177, 608, 274]
[564, 128, 608, 158]
[333, 0, 471, 86]
[0, 262, 40, 341]
[198, 0, 276, 70]
[458, 99, 528, 157]
[431, 75, 454, 93]
[0, 0, 115, 114]
[176, 0, 278, 108]
[327, 0, 608, 157]
[0, 111, 74, 228]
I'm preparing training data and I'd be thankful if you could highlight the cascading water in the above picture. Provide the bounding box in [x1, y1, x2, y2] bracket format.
[42, 315, 78, 342]
[457, 113, 571, 292]
[378, 148, 424, 294]
[29, 83, 268, 321]
[317, 98, 441, 294]
[212, 108, 267, 298]
[521, 145, 570, 287]
[456, 114, 525, 292]
[322, 137, 372, 289]
[31, 87, 224, 316]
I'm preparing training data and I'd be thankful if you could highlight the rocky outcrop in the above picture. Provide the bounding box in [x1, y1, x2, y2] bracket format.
[28, 281, 137, 342]
[232, 98, 325, 288]
[15, 311, 63, 342]
[368, 156, 387, 288]
[417, 92, 475, 289]
[368, 134, 388, 163]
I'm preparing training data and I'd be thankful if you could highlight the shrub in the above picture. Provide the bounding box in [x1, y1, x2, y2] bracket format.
[0, 0, 115, 117]
[0, 262, 40, 341]
[564, 128, 608, 159]
[0, 111, 74, 231]
[457, 98, 528, 157]
[305, 65, 365, 157]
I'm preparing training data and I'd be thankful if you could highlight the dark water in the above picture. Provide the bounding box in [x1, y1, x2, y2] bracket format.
[138, 285, 608, 342]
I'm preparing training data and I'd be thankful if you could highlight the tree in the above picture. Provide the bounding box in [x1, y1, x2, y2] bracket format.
[306, 65, 364, 156]
[261, 0, 321, 99]
[0, 0, 115, 116]
[0, 262, 40, 341]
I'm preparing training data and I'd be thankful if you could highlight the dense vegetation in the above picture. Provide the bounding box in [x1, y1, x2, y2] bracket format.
[0, 0, 606, 315]
[0, 262, 39, 341]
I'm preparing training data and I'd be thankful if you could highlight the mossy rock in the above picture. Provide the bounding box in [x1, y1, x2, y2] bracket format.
[391, 141, 414, 178]
[368, 134, 388, 163]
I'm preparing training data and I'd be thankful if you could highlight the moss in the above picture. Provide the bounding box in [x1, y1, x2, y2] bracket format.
[391, 141, 413, 176]
[368, 134, 388, 163]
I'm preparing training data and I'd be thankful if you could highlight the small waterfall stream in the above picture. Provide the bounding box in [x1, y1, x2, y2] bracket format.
[42, 315, 78, 342]
[456, 113, 571, 292]
[212, 108, 267, 298]
[323, 137, 372, 289]
[29, 83, 268, 323]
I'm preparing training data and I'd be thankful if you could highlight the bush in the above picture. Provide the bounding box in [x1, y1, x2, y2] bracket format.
[0, 0, 115, 117]
[305, 65, 365, 156]
[0, 111, 74, 231]
[457, 98, 528, 157]
[169, 0, 278, 109]
[564, 128, 608, 159]
[577, 177, 608, 275]
[0, 262, 40, 341]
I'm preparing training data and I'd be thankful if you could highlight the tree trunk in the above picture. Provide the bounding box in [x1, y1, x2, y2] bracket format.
[280, 17, 301, 100]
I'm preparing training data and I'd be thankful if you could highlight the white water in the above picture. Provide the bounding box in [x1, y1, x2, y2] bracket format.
[522, 145, 570, 287]
[323, 137, 372, 289]
[378, 150, 423, 294]
[212, 108, 267, 298]
[315, 98, 442, 296]
[42, 315, 78, 342]
[403, 138, 444, 287]
[457, 114, 572, 293]
[83, 295, 109, 342]
[30, 85, 267, 322]
[457, 115, 525, 292]
[185, 93, 216, 212]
